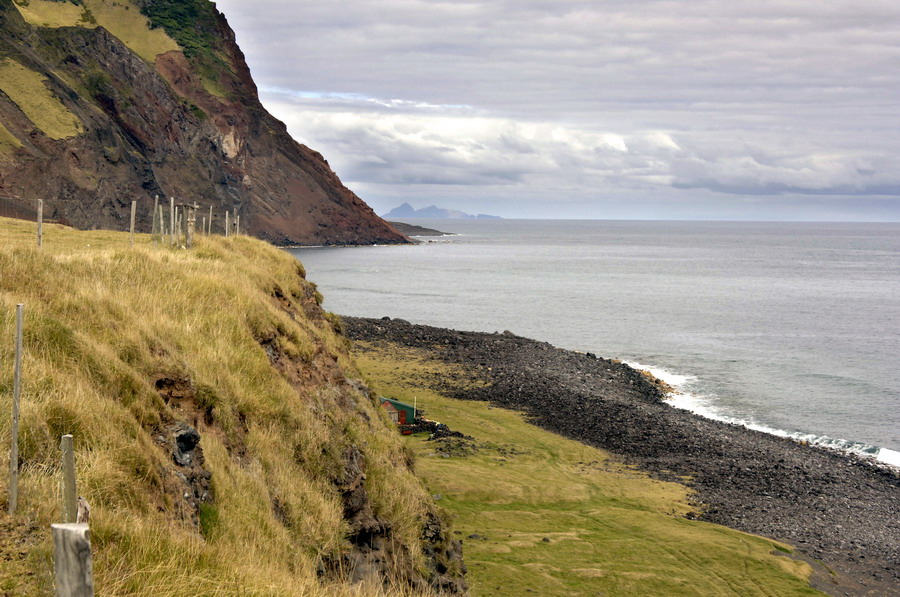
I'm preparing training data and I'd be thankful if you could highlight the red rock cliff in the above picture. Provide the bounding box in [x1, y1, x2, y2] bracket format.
[0, 0, 408, 245]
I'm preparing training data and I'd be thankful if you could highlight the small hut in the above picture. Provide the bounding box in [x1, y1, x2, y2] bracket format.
[380, 398, 417, 425]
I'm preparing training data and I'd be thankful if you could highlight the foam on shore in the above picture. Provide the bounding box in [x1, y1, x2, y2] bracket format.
[625, 361, 899, 469]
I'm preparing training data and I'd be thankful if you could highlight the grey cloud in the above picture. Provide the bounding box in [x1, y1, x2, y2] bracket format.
[215, 0, 900, 218]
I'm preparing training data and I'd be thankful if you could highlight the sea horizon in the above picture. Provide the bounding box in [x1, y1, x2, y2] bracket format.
[291, 219, 900, 465]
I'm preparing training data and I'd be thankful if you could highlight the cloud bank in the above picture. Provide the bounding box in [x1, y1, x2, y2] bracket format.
[215, 0, 900, 220]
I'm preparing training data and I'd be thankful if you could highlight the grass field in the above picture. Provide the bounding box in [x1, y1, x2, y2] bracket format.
[354, 343, 824, 596]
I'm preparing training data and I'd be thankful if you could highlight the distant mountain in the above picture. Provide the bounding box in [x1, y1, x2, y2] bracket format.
[384, 203, 501, 219]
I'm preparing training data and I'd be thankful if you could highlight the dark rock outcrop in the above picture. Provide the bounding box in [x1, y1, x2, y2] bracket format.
[0, 0, 408, 246]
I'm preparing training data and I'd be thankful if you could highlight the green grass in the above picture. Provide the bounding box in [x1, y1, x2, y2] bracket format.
[354, 343, 825, 597]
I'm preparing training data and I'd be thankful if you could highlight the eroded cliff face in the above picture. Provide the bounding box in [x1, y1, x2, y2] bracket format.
[0, 0, 408, 246]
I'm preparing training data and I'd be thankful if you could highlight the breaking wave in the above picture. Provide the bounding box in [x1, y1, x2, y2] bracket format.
[625, 361, 898, 469]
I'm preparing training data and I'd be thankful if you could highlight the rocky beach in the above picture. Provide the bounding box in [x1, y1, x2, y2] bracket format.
[344, 316, 900, 597]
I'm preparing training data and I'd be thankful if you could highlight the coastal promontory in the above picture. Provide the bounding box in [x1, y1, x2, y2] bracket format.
[0, 0, 407, 246]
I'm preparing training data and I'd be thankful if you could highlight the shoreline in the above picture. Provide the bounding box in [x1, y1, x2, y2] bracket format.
[624, 360, 900, 470]
[344, 316, 900, 596]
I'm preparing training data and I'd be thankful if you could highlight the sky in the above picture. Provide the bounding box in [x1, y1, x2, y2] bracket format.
[212, 0, 900, 221]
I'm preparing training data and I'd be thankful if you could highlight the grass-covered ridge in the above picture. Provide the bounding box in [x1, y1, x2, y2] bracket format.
[0, 217, 447, 596]
[354, 342, 824, 596]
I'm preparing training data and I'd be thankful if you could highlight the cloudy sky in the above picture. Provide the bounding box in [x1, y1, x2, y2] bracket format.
[213, 0, 900, 220]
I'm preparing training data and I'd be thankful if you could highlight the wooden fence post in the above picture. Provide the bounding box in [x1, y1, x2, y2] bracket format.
[129, 200, 137, 247]
[8, 304, 23, 515]
[60, 435, 77, 523]
[224, 211, 230, 238]
[51, 523, 94, 596]
[151, 195, 159, 244]
[232, 208, 237, 236]
[235, 214, 240, 236]
[208, 205, 213, 235]
[36, 199, 43, 247]
[184, 203, 197, 249]
[169, 197, 175, 246]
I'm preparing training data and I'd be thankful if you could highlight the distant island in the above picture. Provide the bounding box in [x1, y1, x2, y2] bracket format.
[383, 203, 502, 220]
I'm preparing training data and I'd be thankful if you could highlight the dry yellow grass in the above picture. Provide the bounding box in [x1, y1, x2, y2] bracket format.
[83, 0, 180, 61]
[0, 121, 23, 153]
[12, 0, 83, 28]
[0, 59, 83, 140]
[13, 0, 179, 62]
[0, 217, 441, 596]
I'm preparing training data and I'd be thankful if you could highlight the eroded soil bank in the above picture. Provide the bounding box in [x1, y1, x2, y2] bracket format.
[343, 316, 900, 597]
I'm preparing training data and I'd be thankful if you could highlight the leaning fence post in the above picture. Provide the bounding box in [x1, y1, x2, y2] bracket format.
[129, 200, 137, 247]
[51, 523, 94, 596]
[36, 199, 43, 247]
[208, 205, 213, 235]
[60, 435, 77, 523]
[8, 304, 23, 515]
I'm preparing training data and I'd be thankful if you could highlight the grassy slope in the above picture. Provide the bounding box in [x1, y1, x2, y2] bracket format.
[0, 217, 438, 596]
[0, 58, 83, 140]
[12, 0, 179, 62]
[354, 343, 824, 597]
[0, 120, 23, 153]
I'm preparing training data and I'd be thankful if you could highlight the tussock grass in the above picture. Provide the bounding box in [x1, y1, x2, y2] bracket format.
[0, 58, 83, 140]
[355, 344, 824, 596]
[0, 217, 439, 596]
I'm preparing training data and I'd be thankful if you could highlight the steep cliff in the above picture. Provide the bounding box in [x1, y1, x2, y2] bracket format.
[0, 0, 408, 246]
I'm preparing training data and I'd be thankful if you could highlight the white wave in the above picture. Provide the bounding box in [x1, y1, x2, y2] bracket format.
[877, 448, 900, 468]
[624, 360, 897, 469]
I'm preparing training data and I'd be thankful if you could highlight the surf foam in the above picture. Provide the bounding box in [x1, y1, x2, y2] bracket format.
[624, 360, 897, 469]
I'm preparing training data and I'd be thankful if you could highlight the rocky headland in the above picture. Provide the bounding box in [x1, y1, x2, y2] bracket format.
[344, 316, 900, 597]
[0, 0, 407, 246]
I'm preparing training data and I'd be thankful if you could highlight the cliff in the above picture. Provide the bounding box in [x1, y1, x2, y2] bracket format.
[0, 217, 464, 594]
[0, 0, 408, 246]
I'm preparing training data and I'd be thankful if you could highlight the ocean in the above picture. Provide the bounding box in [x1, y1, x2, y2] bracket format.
[289, 220, 900, 466]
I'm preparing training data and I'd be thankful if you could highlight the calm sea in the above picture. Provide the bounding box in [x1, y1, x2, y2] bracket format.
[289, 220, 900, 465]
